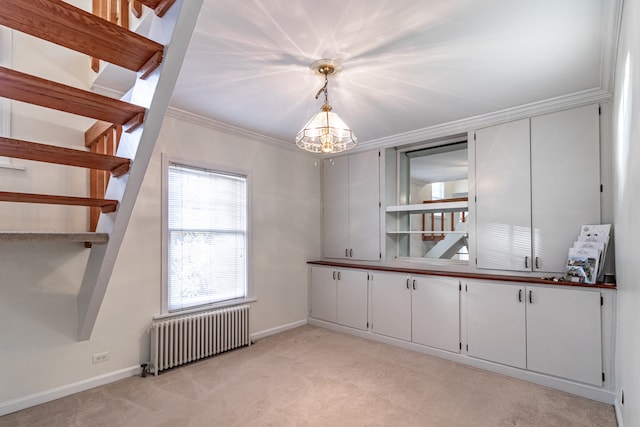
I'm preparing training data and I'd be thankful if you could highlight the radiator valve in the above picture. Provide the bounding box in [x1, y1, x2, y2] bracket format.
[140, 363, 149, 377]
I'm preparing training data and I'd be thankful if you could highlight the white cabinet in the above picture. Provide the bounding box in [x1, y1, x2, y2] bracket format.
[526, 286, 602, 386]
[336, 269, 369, 331]
[323, 150, 380, 261]
[371, 272, 460, 352]
[475, 119, 532, 272]
[411, 276, 461, 352]
[310, 266, 368, 330]
[466, 280, 603, 385]
[475, 104, 600, 273]
[530, 105, 601, 272]
[466, 281, 527, 368]
[371, 272, 412, 341]
[310, 266, 337, 323]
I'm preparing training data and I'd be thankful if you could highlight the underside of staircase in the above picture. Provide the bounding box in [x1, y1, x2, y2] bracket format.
[0, 0, 203, 340]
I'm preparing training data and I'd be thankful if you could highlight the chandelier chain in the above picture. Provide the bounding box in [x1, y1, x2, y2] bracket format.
[315, 67, 330, 104]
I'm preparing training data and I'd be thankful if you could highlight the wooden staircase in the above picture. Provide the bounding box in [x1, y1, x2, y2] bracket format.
[0, 0, 204, 340]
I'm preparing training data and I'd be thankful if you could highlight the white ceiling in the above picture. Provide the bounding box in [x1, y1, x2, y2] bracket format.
[169, 0, 618, 149]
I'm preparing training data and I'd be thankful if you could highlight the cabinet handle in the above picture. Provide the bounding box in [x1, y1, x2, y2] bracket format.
[345, 248, 348, 257]
[535, 257, 539, 269]
[349, 248, 353, 258]
[412, 279, 416, 290]
[338, 271, 341, 280]
[333, 271, 336, 280]
[524, 256, 529, 269]
[529, 290, 533, 304]
[406, 278, 410, 289]
[518, 289, 522, 303]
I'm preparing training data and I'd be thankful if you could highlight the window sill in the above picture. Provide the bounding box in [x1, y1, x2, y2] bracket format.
[155, 297, 257, 321]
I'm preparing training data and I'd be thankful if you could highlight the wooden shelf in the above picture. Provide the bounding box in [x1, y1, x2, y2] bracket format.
[0, 137, 130, 177]
[0, 0, 164, 73]
[386, 201, 468, 214]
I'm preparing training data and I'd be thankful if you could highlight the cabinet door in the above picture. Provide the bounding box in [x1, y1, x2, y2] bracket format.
[323, 157, 350, 258]
[530, 104, 601, 273]
[309, 266, 337, 322]
[348, 150, 381, 261]
[466, 281, 526, 368]
[526, 286, 602, 385]
[337, 269, 369, 331]
[475, 119, 532, 271]
[412, 276, 460, 353]
[371, 272, 411, 341]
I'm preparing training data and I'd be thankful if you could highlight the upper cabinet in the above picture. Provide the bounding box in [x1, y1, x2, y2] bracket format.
[475, 104, 601, 273]
[323, 150, 381, 261]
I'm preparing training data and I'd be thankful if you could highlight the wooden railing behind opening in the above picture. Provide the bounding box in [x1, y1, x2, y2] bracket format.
[91, 0, 143, 73]
[422, 197, 468, 241]
[85, 121, 123, 232]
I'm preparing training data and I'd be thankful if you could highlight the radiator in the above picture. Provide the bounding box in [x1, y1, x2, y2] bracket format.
[149, 305, 250, 375]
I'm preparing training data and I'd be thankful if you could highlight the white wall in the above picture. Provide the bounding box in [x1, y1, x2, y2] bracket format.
[0, 113, 321, 406]
[612, 0, 640, 424]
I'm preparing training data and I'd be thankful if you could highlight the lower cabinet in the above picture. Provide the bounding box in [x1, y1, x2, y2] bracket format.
[466, 280, 603, 386]
[310, 266, 368, 330]
[466, 281, 527, 368]
[336, 269, 369, 331]
[526, 286, 602, 386]
[310, 265, 605, 387]
[371, 272, 461, 353]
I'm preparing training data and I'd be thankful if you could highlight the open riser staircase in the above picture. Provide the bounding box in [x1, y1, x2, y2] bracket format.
[0, 0, 203, 341]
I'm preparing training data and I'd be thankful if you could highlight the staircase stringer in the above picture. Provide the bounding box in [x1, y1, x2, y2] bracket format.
[77, 0, 204, 341]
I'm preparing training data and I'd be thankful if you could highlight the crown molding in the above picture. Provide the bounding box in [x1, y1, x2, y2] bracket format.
[165, 107, 308, 153]
[168, 87, 610, 156]
[357, 87, 612, 152]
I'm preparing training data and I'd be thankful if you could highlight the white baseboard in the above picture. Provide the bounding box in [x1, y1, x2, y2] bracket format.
[251, 319, 308, 341]
[0, 365, 140, 417]
[614, 398, 624, 427]
[308, 318, 616, 405]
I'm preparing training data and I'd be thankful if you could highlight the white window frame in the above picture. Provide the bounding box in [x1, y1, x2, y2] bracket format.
[160, 153, 253, 316]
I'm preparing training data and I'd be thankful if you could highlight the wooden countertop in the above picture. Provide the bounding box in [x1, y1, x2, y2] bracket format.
[307, 260, 616, 290]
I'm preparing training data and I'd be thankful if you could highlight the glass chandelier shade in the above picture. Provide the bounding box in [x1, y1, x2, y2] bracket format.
[295, 103, 357, 153]
[295, 63, 357, 154]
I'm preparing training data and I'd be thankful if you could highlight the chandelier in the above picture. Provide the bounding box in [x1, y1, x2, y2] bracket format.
[295, 62, 357, 154]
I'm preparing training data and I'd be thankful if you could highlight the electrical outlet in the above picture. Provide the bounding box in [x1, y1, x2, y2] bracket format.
[92, 352, 110, 364]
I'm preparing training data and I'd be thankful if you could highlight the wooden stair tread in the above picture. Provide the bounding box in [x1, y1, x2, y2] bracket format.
[0, 232, 109, 244]
[0, 137, 131, 177]
[0, 0, 164, 73]
[0, 191, 118, 213]
[0, 66, 145, 128]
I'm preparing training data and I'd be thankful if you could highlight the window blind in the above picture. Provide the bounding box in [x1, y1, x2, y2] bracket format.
[167, 163, 247, 311]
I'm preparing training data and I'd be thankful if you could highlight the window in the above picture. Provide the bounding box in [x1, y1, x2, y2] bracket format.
[164, 160, 248, 312]
[388, 137, 469, 262]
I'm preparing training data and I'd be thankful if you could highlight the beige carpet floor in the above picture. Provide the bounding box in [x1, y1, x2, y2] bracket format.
[1, 325, 617, 427]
